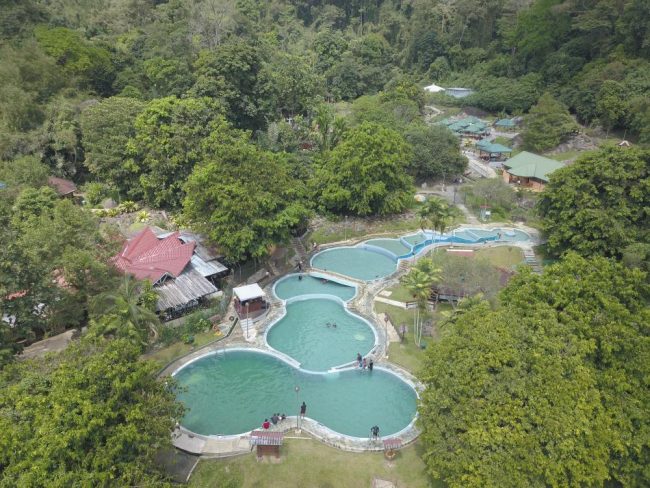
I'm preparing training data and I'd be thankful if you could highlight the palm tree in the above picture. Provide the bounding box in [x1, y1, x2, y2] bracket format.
[400, 259, 441, 346]
[90, 276, 160, 345]
[418, 197, 454, 250]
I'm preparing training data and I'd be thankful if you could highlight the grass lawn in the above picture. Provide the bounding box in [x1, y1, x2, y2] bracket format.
[374, 302, 451, 373]
[382, 283, 415, 303]
[144, 330, 219, 368]
[474, 246, 524, 269]
[189, 438, 440, 488]
[309, 215, 423, 246]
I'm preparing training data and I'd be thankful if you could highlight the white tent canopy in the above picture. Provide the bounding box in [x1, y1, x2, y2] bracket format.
[424, 83, 445, 93]
[233, 283, 266, 302]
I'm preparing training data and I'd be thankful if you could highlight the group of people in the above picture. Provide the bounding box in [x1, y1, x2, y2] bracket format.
[261, 412, 287, 430]
[356, 352, 373, 371]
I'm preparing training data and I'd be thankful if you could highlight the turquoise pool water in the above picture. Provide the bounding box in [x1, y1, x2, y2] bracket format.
[403, 232, 429, 246]
[274, 274, 356, 301]
[267, 298, 374, 371]
[365, 238, 411, 256]
[175, 351, 417, 437]
[310, 248, 397, 281]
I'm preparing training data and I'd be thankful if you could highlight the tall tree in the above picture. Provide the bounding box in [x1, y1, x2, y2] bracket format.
[80, 96, 145, 196]
[0, 338, 183, 486]
[314, 122, 413, 216]
[419, 254, 650, 487]
[522, 92, 577, 152]
[538, 146, 650, 258]
[183, 135, 310, 261]
[127, 96, 229, 208]
[400, 259, 441, 347]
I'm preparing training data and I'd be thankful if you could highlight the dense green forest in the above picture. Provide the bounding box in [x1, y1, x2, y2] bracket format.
[0, 0, 649, 486]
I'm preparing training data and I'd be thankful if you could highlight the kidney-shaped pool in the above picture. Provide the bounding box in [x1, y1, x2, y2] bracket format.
[174, 350, 417, 438]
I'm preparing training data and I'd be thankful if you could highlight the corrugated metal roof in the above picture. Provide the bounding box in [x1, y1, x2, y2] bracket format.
[155, 267, 219, 311]
[190, 255, 227, 277]
[250, 431, 284, 446]
[383, 438, 402, 450]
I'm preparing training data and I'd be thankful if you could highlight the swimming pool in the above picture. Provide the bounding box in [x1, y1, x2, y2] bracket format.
[174, 350, 417, 438]
[310, 247, 397, 281]
[266, 297, 375, 371]
[274, 274, 356, 301]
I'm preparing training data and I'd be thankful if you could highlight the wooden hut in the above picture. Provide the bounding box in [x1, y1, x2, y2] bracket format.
[233, 283, 268, 319]
[250, 430, 284, 459]
[383, 438, 402, 460]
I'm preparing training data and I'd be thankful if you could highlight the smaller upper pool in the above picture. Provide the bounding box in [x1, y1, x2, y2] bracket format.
[267, 298, 374, 371]
[311, 247, 397, 281]
[274, 274, 356, 301]
[365, 238, 411, 256]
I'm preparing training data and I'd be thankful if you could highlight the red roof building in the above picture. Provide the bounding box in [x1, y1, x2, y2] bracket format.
[112, 227, 196, 284]
[111, 227, 228, 319]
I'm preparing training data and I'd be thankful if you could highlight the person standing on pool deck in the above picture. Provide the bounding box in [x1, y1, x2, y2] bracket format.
[300, 402, 307, 418]
[262, 419, 270, 429]
[369, 359, 374, 371]
[371, 425, 380, 439]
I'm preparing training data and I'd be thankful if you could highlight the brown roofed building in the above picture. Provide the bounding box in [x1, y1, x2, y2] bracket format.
[47, 176, 77, 198]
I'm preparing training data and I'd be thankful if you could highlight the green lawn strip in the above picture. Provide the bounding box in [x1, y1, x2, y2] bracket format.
[473, 246, 525, 269]
[382, 283, 415, 303]
[144, 330, 218, 368]
[309, 216, 423, 246]
[189, 438, 438, 488]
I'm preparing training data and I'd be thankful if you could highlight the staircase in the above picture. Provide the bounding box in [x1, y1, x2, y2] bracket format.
[523, 249, 543, 274]
[292, 237, 309, 264]
[239, 318, 256, 340]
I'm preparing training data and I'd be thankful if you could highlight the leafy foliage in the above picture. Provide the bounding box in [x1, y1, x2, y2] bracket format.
[419, 254, 650, 487]
[183, 134, 310, 261]
[314, 122, 413, 216]
[522, 93, 577, 152]
[0, 338, 182, 486]
[538, 146, 650, 258]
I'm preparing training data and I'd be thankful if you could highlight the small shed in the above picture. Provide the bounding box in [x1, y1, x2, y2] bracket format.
[383, 438, 402, 460]
[233, 283, 268, 317]
[47, 176, 77, 198]
[250, 430, 284, 458]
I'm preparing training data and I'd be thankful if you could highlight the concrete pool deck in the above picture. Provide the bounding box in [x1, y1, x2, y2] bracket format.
[163, 223, 541, 456]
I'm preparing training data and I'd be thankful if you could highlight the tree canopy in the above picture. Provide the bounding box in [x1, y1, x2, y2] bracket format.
[538, 146, 650, 258]
[183, 134, 310, 261]
[419, 254, 650, 487]
[0, 338, 182, 486]
[314, 122, 413, 216]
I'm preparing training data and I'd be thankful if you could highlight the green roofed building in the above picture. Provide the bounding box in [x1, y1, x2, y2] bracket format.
[502, 151, 564, 191]
[476, 140, 512, 161]
[494, 118, 518, 130]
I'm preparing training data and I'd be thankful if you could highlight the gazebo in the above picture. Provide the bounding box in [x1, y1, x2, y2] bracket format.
[233, 283, 268, 319]
[476, 140, 512, 161]
[494, 118, 518, 131]
[250, 430, 284, 459]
